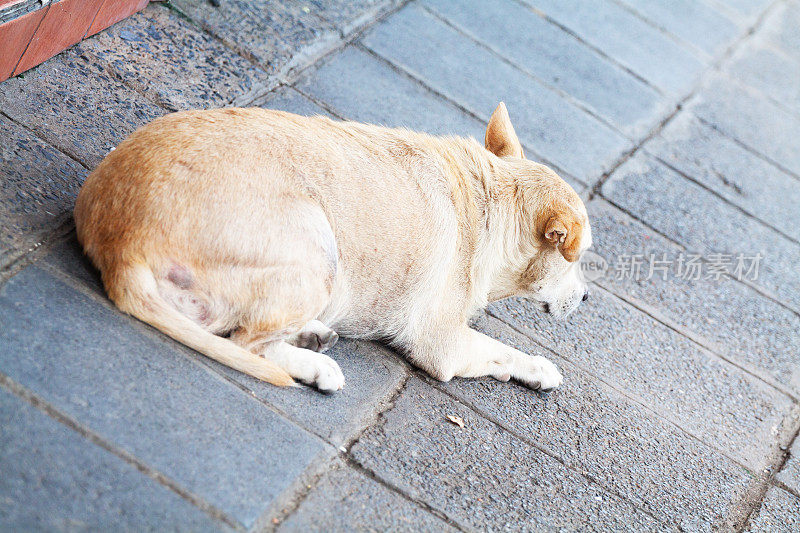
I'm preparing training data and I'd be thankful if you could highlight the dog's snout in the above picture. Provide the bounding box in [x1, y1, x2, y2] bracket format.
[582, 290, 589, 302]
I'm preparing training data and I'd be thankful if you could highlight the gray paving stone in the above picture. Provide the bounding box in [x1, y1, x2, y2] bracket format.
[441, 314, 751, 530]
[761, 1, 800, 58]
[79, 4, 266, 110]
[351, 378, 664, 531]
[253, 85, 333, 117]
[777, 437, 800, 495]
[587, 199, 800, 394]
[295, 46, 486, 140]
[266, 53, 583, 192]
[0, 266, 327, 528]
[716, 0, 772, 19]
[0, 388, 228, 532]
[211, 338, 408, 446]
[521, 0, 705, 95]
[0, 117, 86, 268]
[171, 0, 338, 77]
[278, 460, 454, 532]
[488, 287, 794, 469]
[725, 40, 800, 115]
[43, 233, 409, 447]
[689, 75, 800, 177]
[601, 153, 800, 312]
[306, 0, 402, 34]
[745, 487, 800, 532]
[424, 0, 665, 138]
[42, 235, 105, 296]
[0, 48, 165, 168]
[643, 112, 800, 241]
[362, 4, 631, 183]
[616, 0, 741, 56]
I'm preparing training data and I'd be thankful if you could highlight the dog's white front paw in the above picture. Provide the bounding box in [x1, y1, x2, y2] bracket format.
[513, 355, 562, 391]
[294, 353, 345, 392]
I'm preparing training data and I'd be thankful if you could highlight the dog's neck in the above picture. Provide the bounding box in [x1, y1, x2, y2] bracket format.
[433, 138, 536, 314]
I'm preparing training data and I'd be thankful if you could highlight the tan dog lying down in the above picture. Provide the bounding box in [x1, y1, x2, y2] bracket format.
[74, 103, 591, 392]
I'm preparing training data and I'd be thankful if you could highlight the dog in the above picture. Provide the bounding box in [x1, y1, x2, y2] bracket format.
[74, 102, 591, 392]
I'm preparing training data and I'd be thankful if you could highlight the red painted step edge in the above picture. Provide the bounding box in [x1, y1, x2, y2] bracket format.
[0, 4, 49, 81]
[87, 0, 149, 38]
[0, 0, 150, 82]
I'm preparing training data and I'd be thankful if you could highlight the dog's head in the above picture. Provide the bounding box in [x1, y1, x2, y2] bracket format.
[485, 103, 592, 319]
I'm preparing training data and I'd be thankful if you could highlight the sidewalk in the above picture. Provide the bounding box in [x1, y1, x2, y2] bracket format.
[1, 0, 799, 530]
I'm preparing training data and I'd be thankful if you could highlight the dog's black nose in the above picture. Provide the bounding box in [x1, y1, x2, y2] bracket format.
[543, 302, 550, 314]
[582, 290, 589, 302]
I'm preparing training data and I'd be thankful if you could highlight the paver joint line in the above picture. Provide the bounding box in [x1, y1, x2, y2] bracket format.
[0, 371, 244, 531]
[246, 357, 417, 528]
[694, 113, 800, 184]
[420, 371, 673, 528]
[0, 109, 92, 171]
[263, 372, 468, 532]
[483, 306, 767, 476]
[36, 256, 340, 452]
[249, 447, 342, 533]
[244, 0, 417, 106]
[508, 0, 663, 95]
[162, 1, 299, 80]
[730, 403, 800, 532]
[0, 213, 74, 285]
[354, 42, 579, 185]
[194, 353, 338, 447]
[340, 454, 473, 532]
[290, 84, 349, 120]
[644, 148, 800, 247]
[419, 3, 630, 141]
[593, 278, 800, 402]
[597, 193, 800, 318]
[586, 0, 780, 202]
[773, 479, 800, 501]
[607, 0, 715, 60]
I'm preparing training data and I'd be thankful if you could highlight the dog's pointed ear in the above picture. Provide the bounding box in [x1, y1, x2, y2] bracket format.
[543, 212, 581, 263]
[485, 102, 524, 159]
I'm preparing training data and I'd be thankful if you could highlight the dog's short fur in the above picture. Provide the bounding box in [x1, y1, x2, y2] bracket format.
[74, 103, 591, 392]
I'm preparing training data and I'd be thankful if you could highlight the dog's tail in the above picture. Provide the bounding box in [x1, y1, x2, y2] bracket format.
[106, 261, 295, 387]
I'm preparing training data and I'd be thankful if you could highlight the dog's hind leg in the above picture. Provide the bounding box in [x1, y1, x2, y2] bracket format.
[227, 220, 345, 391]
[286, 320, 339, 352]
[265, 341, 344, 392]
[232, 328, 344, 392]
[106, 263, 295, 387]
